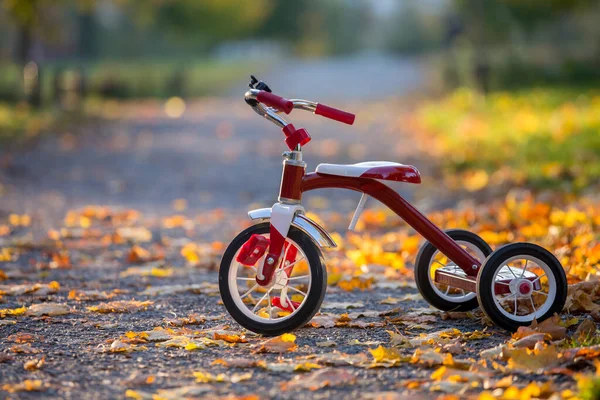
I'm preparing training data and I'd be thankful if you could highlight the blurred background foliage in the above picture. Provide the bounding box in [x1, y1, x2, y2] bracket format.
[1, 0, 600, 101]
[2, 0, 600, 191]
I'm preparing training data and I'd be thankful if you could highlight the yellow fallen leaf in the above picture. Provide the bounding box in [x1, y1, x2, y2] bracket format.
[369, 345, 406, 367]
[294, 362, 322, 372]
[0, 306, 27, 318]
[1, 379, 44, 393]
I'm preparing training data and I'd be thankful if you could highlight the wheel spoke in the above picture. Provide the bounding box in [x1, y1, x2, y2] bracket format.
[284, 256, 306, 270]
[513, 296, 518, 316]
[280, 286, 296, 312]
[495, 281, 510, 286]
[520, 260, 529, 278]
[532, 274, 546, 283]
[433, 259, 446, 268]
[287, 275, 310, 281]
[444, 285, 450, 295]
[253, 289, 271, 312]
[240, 284, 258, 299]
[237, 277, 256, 281]
[533, 290, 548, 297]
[529, 296, 537, 315]
[288, 286, 307, 297]
[507, 266, 519, 279]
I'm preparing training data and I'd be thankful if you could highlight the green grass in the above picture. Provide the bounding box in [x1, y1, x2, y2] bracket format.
[415, 86, 600, 191]
[561, 333, 600, 349]
[0, 103, 58, 145]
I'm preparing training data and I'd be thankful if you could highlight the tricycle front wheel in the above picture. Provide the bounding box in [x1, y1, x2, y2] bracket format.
[476, 242, 567, 332]
[219, 223, 327, 336]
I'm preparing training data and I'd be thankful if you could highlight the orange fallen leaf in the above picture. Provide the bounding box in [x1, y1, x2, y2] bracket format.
[255, 333, 297, 353]
[24, 356, 45, 371]
[512, 315, 566, 340]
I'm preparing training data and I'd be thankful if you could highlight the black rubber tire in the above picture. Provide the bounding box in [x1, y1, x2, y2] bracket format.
[415, 229, 492, 311]
[477, 242, 567, 332]
[219, 222, 327, 336]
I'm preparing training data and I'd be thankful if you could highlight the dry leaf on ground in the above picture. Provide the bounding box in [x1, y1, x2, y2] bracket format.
[87, 300, 153, 313]
[255, 333, 297, 353]
[25, 303, 70, 317]
[512, 315, 566, 340]
[281, 368, 356, 391]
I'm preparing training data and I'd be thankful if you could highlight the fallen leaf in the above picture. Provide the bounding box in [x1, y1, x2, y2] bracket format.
[386, 330, 412, 348]
[23, 356, 45, 371]
[255, 333, 297, 353]
[0, 281, 60, 297]
[321, 301, 364, 309]
[87, 300, 153, 313]
[120, 263, 173, 278]
[574, 319, 596, 338]
[109, 339, 148, 353]
[281, 368, 356, 391]
[505, 344, 561, 372]
[512, 333, 549, 349]
[214, 331, 247, 343]
[512, 315, 566, 340]
[25, 303, 70, 317]
[293, 362, 323, 372]
[68, 289, 112, 301]
[0, 306, 27, 318]
[117, 227, 152, 242]
[193, 370, 252, 383]
[1, 379, 45, 393]
[369, 346, 407, 367]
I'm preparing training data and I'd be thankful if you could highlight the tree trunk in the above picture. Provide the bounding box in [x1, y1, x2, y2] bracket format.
[15, 25, 32, 65]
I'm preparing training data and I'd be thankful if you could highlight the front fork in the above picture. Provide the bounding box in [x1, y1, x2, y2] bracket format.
[256, 149, 306, 287]
[255, 203, 304, 286]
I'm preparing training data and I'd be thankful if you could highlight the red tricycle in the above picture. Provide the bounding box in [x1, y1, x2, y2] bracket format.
[218, 76, 567, 336]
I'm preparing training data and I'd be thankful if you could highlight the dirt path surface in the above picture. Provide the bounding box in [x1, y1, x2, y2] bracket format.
[0, 58, 583, 399]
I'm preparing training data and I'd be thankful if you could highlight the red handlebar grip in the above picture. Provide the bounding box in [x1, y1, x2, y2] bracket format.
[256, 91, 293, 114]
[315, 103, 355, 125]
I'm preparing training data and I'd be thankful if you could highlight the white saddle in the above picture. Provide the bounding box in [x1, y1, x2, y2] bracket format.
[315, 161, 420, 183]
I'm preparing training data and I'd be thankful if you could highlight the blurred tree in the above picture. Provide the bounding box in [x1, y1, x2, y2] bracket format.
[385, 2, 443, 55]
[450, 0, 595, 91]
[153, 0, 274, 45]
[3, 0, 39, 63]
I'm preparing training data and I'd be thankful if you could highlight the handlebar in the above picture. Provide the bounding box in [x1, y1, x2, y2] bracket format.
[247, 89, 355, 126]
[244, 77, 355, 151]
[315, 103, 355, 125]
[256, 91, 293, 114]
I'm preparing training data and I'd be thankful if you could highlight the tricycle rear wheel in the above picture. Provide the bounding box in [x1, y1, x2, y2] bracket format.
[415, 229, 492, 311]
[476, 242, 567, 331]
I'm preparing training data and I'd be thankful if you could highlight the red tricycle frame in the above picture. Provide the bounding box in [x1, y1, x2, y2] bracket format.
[280, 164, 483, 293]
